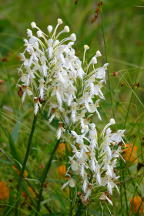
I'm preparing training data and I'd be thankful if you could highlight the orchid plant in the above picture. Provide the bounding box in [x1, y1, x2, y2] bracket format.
[17, 18, 125, 215]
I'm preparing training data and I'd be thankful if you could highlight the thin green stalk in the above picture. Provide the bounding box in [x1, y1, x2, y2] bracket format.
[100, 9, 115, 119]
[119, 105, 132, 215]
[120, 161, 129, 216]
[120, 92, 133, 216]
[69, 187, 72, 216]
[15, 115, 38, 216]
[35, 139, 60, 215]
[75, 200, 85, 216]
[69, 187, 75, 216]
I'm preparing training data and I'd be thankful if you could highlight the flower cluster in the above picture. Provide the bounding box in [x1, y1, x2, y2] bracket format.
[18, 18, 78, 115]
[67, 119, 124, 204]
[18, 18, 107, 121]
[18, 18, 125, 205]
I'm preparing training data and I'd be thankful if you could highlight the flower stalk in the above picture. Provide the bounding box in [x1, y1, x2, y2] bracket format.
[15, 114, 37, 216]
[75, 200, 86, 216]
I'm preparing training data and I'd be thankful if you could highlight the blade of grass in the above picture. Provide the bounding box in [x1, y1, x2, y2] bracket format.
[35, 139, 60, 216]
[15, 114, 38, 216]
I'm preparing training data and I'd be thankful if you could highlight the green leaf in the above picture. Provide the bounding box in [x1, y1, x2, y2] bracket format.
[11, 121, 21, 144]
[1, 123, 21, 164]
[8, 133, 21, 163]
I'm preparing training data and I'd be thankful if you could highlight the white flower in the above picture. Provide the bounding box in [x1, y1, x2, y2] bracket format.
[66, 120, 124, 203]
[110, 130, 125, 143]
[18, 18, 125, 206]
[71, 131, 85, 145]
[34, 98, 42, 115]
[57, 123, 65, 139]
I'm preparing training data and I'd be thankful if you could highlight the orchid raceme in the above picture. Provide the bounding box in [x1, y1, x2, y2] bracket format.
[18, 18, 125, 207]
[18, 18, 107, 121]
[65, 119, 125, 204]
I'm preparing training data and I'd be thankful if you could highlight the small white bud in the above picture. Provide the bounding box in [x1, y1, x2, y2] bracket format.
[70, 33, 76, 41]
[31, 22, 37, 28]
[64, 26, 70, 33]
[37, 30, 43, 38]
[110, 118, 115, 125]
[91, 57, 97, 64]
[84, 45, 89, 50]
[27, 29, 33, 37]
[47, 25, 53, 33]
[96, 50, 102, 57]
[57, 18, 63, 25]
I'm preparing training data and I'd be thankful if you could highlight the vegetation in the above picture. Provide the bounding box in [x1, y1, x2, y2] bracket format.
[0, 0, 144, 215]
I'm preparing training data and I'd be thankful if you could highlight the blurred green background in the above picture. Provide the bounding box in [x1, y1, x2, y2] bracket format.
[0, 0, 144, 215]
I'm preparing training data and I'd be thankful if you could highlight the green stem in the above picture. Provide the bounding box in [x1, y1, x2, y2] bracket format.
[15, 115, 38, 216]
[35, 139, 60, 215]
[75, 200, 85, 216]
[100, 9, 115, 119]
[120, 92, 133, 216]
[69, 187, 73, 216]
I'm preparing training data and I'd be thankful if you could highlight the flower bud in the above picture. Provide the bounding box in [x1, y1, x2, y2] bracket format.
[84, 45, 89, 50]
[57, 18, 63, 25]
[110, 118, 115, 125]
[37, 30, 43, 38]
[27, 29, 33, 37]
[70, 33, 76, 41]
[91, 57, 97, 64]
[31, 22, 37, 28]
[47, 25, 53, 33]
[96, 50, 102, 57]
[64, 26, 70, 33]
